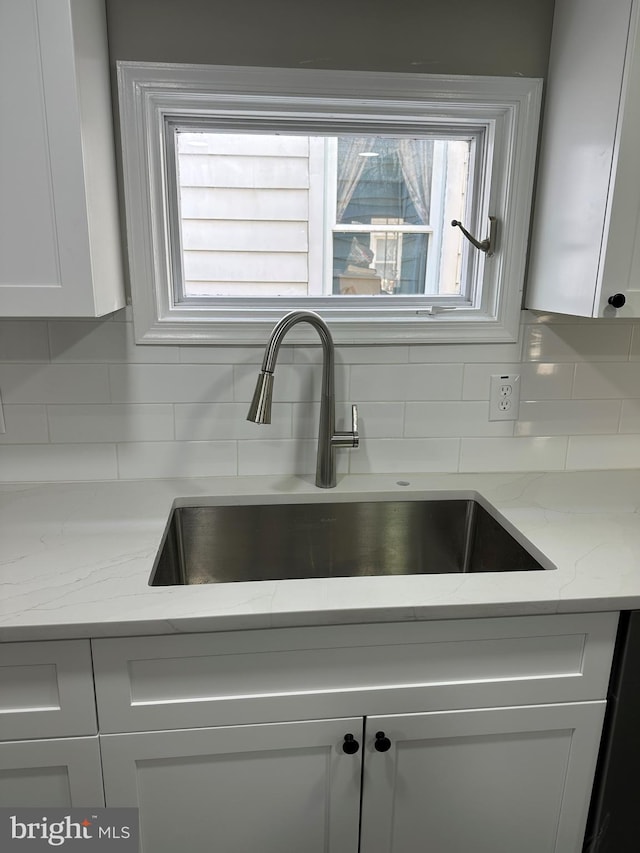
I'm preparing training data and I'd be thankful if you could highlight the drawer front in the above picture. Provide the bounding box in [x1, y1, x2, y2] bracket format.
[92, 612, 618, 733]
[0, 640, 97, 740]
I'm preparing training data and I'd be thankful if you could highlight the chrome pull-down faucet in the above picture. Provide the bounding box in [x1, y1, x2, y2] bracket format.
[247, 310, 359, 488]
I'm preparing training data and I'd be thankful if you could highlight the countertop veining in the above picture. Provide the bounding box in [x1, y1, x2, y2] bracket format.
[2, 470, 640, 642]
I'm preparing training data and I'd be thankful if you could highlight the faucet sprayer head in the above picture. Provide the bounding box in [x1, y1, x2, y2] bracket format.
[246, 371, 274, 424]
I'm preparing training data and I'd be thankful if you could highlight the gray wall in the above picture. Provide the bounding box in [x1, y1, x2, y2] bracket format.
[105, 0, 555, 78]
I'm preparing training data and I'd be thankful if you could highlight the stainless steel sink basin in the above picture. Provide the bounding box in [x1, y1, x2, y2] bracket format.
[149, 497, 551, 586]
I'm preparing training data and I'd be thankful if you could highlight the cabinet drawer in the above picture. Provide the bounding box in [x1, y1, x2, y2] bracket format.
[92, 613, 618, 733]
[0, 640, 97, 740]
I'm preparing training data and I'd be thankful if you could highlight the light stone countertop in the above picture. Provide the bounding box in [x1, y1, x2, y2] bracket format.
[2, 470, 640, 642]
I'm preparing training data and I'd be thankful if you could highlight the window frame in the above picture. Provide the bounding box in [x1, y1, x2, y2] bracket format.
[117, 62, 542, 345]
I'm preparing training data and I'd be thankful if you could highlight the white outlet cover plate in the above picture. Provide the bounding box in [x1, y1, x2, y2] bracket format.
[489, 373, 520, 421]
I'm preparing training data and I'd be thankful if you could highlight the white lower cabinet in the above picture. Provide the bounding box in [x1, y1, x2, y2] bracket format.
[0, 613, 617, 847]
[101, 718, 362, 853]
[0, 638, 104, 808]
[99, 704, 604, 853]
[0, 737, 104, 807]
[92, 613, 618, 853]
[360, 703, 606, 853]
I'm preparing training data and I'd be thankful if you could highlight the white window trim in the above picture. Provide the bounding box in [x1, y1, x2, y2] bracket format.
[117, 62, 542, 345]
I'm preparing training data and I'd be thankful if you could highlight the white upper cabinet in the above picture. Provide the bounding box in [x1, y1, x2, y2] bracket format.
[526, 0, 640, 317]
[0, 0, 125, 317]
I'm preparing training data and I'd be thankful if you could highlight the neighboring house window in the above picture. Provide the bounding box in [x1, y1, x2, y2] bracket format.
[118, 63, 541, 345]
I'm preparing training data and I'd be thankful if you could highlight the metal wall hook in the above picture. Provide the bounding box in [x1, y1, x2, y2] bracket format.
[451, 216, 497, 256]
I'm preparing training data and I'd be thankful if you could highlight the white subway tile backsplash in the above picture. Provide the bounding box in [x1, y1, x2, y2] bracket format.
[295, 345, 409, 365]
[290, 401, 320, 439]
[116, 441, 237, 479]
[626, 326, 640, 361]
[520, 363, 576, 400]
[566, 434, 640, 470]
[573, 362, 640, 399]
[290, 401, 404, 439]
[350, 402, 405, 439]
[0, 364, 110, 404]
[350, 363, 463, 401]
[0, 405, 49, 443]
[463, 363, 574, 401]
[107, 306, 133, 322]
[47, 404, 175, 443]
[461, 364, 509, 400]
[175, 402, 291, 440]
[409, 340, 522, 363]
[405, 401, 514, 437]
[619, 399, 640, 433]
[0, 321, 50, 361]
[516, 400, 621, 437]
[520, 310, 622, 326]
[109, 364, 234, 404]
[237, 438, 346, 477]
[234, 362, 348, 403]
[0, 444, 117, 482]
[519, 363, 577, 400]
[49, 321, 179, 364]
[1, 311, 640, 480]
[523, 323, 632, 362]
[459, 437, 568, 472]
[349, 438, 460, 474]
[178, 345, 290, 364]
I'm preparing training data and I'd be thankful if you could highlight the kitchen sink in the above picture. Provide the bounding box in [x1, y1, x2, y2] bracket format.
[149, 496, 552, 586]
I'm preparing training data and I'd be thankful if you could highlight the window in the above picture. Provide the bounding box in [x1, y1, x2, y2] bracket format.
[173, 132, 470, 299]
[118, 63, 541, 344]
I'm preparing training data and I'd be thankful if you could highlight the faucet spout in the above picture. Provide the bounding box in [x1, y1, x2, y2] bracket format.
[246, 371, 274, 424]
[247, 310, 359, 488]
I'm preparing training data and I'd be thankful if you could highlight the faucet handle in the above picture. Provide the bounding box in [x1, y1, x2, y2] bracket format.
[331, 405, 360, 447]
[351, 404, 359, 449]
[332, 404, 359, 449]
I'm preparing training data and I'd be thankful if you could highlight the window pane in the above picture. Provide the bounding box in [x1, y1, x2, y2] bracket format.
[336, 137, 431, 226]
[333, 231, 428, 295]
[426, 139, 471, 297]
[174, 130, 471, 300]
[176, 132, 311, 298]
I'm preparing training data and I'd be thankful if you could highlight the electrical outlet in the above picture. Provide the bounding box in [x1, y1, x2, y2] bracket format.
[489, 373, 520, 421]
[0, 388, 5, 434]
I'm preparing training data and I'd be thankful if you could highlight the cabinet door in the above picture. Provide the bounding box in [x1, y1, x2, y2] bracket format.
[526, 0, 640, 317]
[0, 0, 124, 317]
[0, 737, 104, 807]
[597, 0, 640, 316]
[101, 717, 362, 853]
[359, 701, 606, 853]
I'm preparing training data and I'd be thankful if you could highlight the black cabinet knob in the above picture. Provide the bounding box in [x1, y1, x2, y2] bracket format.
[608, 293, 626, 308]
[342, 733, 360, 754]
[374, 731, 392, 752]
